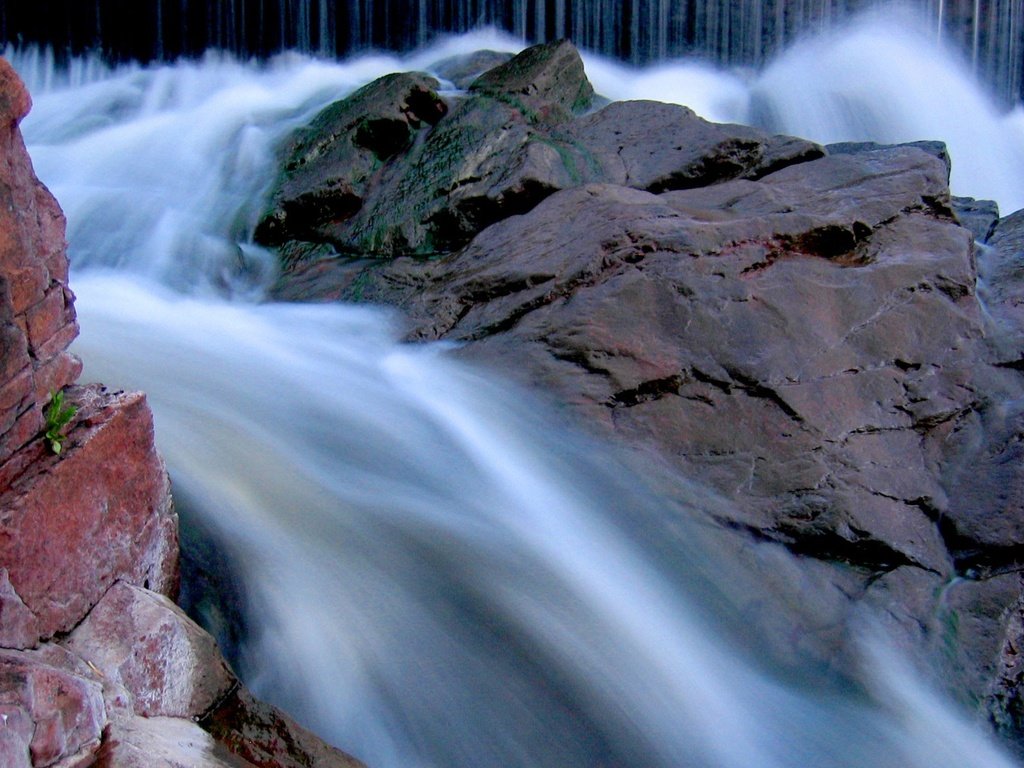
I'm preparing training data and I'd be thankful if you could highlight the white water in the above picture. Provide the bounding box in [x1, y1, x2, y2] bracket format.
[12, 14, 1024, 768]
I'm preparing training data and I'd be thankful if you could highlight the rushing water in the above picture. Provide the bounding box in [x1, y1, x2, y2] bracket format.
[12, 13, 1024, 768]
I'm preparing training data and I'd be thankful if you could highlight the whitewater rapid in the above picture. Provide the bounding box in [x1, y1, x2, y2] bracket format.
[12, 12, 1024, 768]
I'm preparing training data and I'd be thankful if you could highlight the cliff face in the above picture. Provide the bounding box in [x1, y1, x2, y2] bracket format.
[0, 59, 365, 768]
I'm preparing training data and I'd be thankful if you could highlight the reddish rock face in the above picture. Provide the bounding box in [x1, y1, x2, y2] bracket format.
[64, 581, 234, 719]
[0, 385, 179, 645]
[0, 57, 80, 467]
[0, 648, 106, 768]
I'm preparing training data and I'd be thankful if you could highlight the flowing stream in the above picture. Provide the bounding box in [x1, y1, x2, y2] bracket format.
[11, 12, 1024, 768]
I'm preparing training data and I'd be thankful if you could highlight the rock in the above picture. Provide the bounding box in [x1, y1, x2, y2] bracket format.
[63, 582, 234, 719]
[826, 139, 952, 182]
[0, 384, 178, 645]
[94, 715, 257, 768]
[0, 57, 81, 467]
[952, 195, 1000, 243]
[259, 43, 824, 264]
[0, 648, 105, 768]
[201, 685, 367, 768]
[568, 100, 823, 191]
[430, 50, 514, 89]
[468, 39, 594, 114]
[316, 144, 1001, 672]
[254, 72, 447, 248]
[978, 207, 1024, 342]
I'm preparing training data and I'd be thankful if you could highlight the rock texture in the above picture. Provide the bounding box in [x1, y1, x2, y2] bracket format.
[257, 40, 821, 261]
[264, 41, 1024, 751]
[0, 58, 366, 768]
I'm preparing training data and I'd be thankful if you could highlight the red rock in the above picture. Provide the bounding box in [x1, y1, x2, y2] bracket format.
[0, 648, 105, 768]
[0, 59, 31, 125]
[0, 385, 178, 644]
[64, 582, 234, 719]
[25, 286, 72, 350]
[0, 569, 40, 649]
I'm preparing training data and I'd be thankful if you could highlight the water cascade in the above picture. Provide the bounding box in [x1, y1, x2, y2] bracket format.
[9, 9, 1024, 768]
[2, 0, 1022, 103]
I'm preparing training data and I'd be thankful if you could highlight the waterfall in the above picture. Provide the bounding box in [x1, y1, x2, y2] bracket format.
[11, 13, 1024, 768]
[2, 0, 1023, 103]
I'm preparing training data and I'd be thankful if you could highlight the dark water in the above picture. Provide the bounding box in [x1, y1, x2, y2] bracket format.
[2, 0, 1022, 102]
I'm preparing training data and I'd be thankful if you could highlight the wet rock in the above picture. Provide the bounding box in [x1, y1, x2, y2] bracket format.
[568, 100, 823, 191]
[979, 207, 1024, 341]
[259, 42, 824, 263]
[952, 195, 1000, 243]
[826, 139, 952, 182]
[317, 145, 998, 675]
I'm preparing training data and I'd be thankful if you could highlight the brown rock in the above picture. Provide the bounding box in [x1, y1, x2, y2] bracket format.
[201, 685, 367, 768]
[568, 100, 823, 192]
[0, 385, 178, 644]
[320, 145, 998, 682]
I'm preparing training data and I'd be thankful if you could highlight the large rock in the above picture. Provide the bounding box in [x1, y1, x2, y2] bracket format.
[200, 685, 367, 768]
[291, 143, 1024, 710]
[254, 71, 447, 248]
[0, 385, 178, 645]
[467, 39, 594, 114]
[258, 42, 822, 262]
[63, 581, 234, 720]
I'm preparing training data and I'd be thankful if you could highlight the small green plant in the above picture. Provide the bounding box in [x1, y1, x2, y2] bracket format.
[43, 389, 76, 455]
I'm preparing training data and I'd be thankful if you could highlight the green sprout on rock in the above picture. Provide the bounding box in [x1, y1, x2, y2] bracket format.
[44, 389, 76, 455]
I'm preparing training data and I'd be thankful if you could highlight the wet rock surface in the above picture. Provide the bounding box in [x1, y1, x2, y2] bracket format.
[263, 41, 1024, 749]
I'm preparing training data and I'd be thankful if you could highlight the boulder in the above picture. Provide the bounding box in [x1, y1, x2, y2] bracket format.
[468, 39, 594, 114]
[0, 385, 178, 645]
[0, 648, 105, 768]
[430, 50, 514, 89]
[254, 71, 447, 248]
[568, 100, 823, 191]
[63, 581, 234, 720]
[306, 145, 1024, 688]
[201, 685, 367, 768]
[259, 43, 823, 264]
